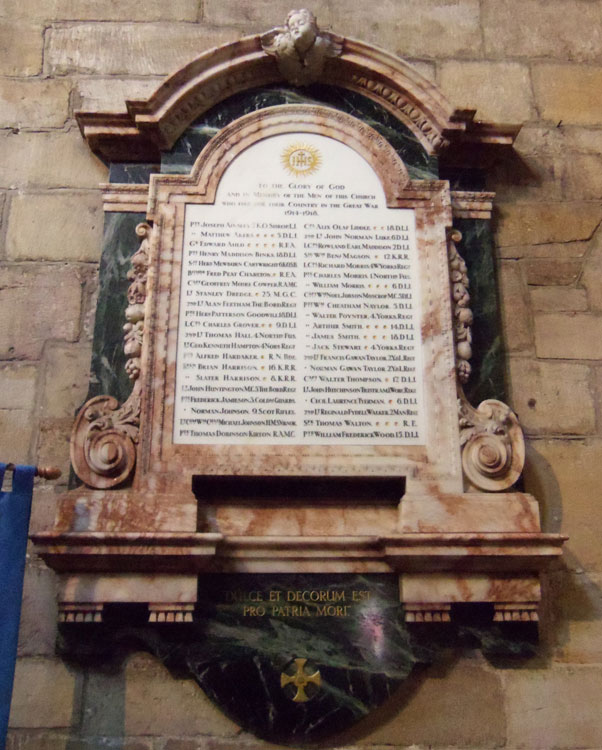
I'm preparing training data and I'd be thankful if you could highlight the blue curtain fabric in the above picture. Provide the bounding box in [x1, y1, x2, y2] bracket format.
[0, 463, 35, 749]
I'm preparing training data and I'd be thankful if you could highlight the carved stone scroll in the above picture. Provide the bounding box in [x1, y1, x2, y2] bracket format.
[70, 223, 151, 489]
[458, 394, 525, 492]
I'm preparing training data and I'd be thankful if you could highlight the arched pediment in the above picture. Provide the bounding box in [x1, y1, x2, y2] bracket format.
[76, 23, 519, 163]
[146, 104, 413, 221]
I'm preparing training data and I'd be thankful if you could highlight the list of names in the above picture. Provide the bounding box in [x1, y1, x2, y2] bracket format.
[173, 135, 425, 445]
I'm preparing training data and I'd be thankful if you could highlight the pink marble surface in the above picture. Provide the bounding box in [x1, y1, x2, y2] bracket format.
[400, 492, 541, 533]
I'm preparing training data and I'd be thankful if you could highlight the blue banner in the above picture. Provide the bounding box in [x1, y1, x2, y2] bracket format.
[0, 464, 35, 749]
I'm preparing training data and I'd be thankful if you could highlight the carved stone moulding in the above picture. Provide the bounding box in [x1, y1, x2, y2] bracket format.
[148, 603, 195, 623]
[76, 20, 520, 164]
[401, 572, 544, 624]
[450, 190, 495, 220]
[34, 528, 565, 575]
[59, 603, 104, 624]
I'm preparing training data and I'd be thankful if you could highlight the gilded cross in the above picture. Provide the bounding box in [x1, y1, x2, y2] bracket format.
[280, 657, 322, 702]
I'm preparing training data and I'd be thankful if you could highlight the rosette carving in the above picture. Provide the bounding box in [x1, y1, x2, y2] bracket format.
[70, 395, 140, 489]
[71, 223, 151, 489]
[458, 394, 525, 492]
[447, 228, 472, 384]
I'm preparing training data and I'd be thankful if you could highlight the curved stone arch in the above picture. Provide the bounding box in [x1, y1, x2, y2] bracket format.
[77, 32, 515, 164]
[147, 104, 413, 220]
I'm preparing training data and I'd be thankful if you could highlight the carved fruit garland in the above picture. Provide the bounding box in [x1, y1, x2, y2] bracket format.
[447, 228, 472, 384]
[447, 228, 525, 491]
[70, 223, 151, 489]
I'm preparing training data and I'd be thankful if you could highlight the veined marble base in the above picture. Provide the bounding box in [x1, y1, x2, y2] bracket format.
[33, 529, 565, 574]
[33, 485, 564, 618]
[34, 490, 563, 612]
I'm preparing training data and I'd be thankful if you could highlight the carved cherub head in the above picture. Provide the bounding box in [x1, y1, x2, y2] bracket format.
[286, 8, 318, 52]
[260, 9, 342, 86]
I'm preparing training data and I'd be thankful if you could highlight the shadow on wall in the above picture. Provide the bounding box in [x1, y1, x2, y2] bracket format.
[522, 442, 602, 667]
[523, 441, 563, 534]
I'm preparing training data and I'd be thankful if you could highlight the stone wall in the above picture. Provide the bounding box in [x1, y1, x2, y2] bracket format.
[2, 1, 602, 747]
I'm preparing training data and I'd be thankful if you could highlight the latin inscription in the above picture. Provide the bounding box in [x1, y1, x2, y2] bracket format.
[223, 588, 372, 618]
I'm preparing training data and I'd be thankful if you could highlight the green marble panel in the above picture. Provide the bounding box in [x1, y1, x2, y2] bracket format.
[87, 212, 146, 405]
[161, 84, 438, 180]
[108, 163, 159, 184]
[456, 218, 506, 405]
[189, 573, 419, 742]
[58, 577, 537, 745]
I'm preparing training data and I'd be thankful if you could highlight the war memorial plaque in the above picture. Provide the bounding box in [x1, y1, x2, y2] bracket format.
[174, 133, 425, 446]
[33, 10, 567, 747]
[134, 104, 463, 481]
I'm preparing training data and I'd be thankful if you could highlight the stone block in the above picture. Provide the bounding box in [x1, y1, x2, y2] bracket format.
[0, 264, 82, 359]
[530, 286, 588, 312]
[482, 0, 602, 63]
[0, 79, 71, 130]
[9, 658, 78, 728]
[0, 190, 6, 229]
[204, 0, 482, 58]
[5, 734, 151, 750]
[17, 563, 58, 657]
[74, 77, 163, 113]
[0, 363, 38, 409]
[524, 259, 582, 286]
[533, 64, 602, 126]
[44, 738, 150, 750]
[46, 23, 242, 76]
[504, 666, 602, 748]
[439, 61, 532, 123]
[562, 153, 602, 200]
[581, 225, 602, 312]
[5, 733, 77, 750]
[7, 192, 103, 262]
[534, 313, 602, 359]
[357, 660, 504, 747]
[0, 20, 43, 75]
[0, 130, 107, 189]
[3, 0, 198, 21]
[405, 59, 436, 82]
[337, 0, 483, 59]
[40, 343, 91, 420]
[525, 439, 602, 572]
[498, 241, 590, 261]
[117, 653, 240, 736]
[490, 125, 566, 205]
[0, 409, 34, 463]
[36, 418, 74, 480]
[489, 153, 564, 206]
[552, 570, 602, 665]
[162, 741, 262, 750]
[497, 261, 532, 352]
[202, 0, 335, 27]
[508, 358, 595, 435]
[494, 203, 602, 248]
[559, 126, 602, 155]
